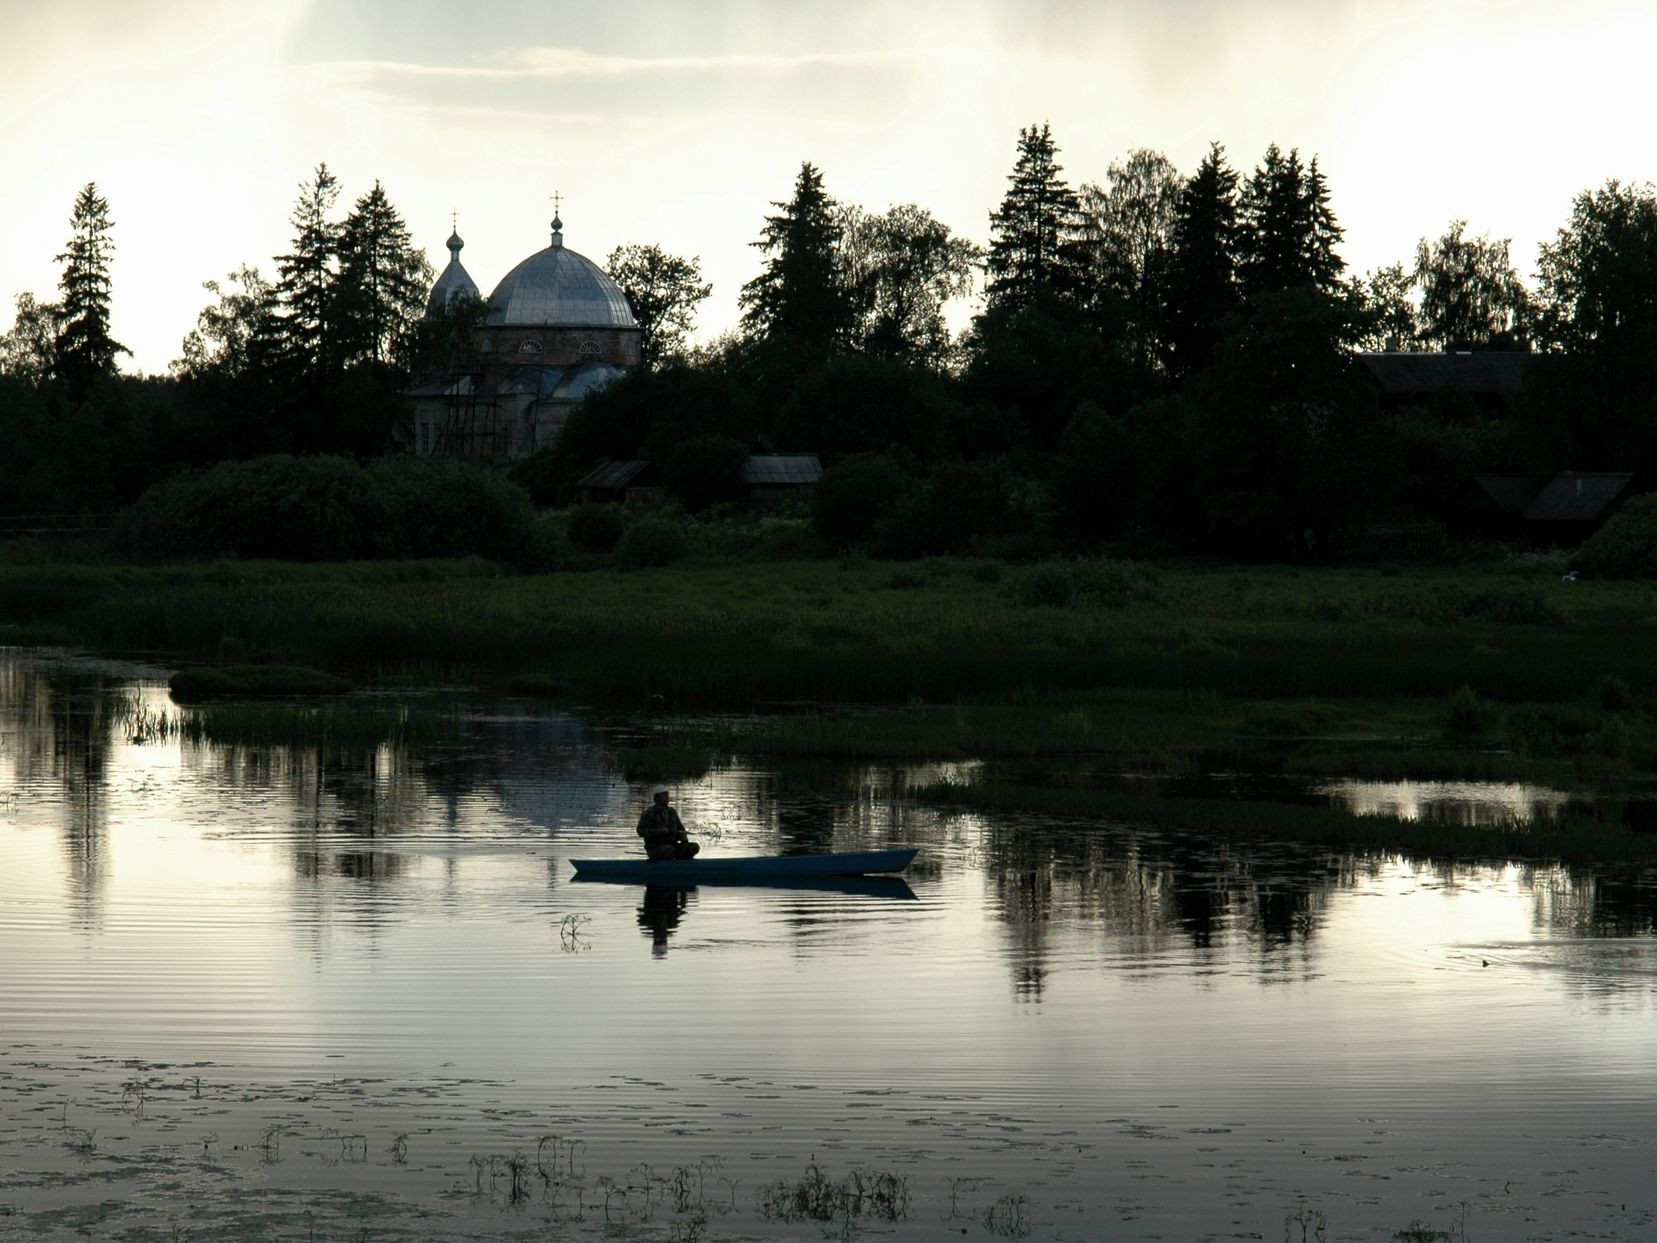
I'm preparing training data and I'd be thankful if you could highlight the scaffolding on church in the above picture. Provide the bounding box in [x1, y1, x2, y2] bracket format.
[436, 370, 502, 460]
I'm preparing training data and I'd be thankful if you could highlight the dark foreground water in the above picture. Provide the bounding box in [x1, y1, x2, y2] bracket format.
[2, 652, 1656, 1241]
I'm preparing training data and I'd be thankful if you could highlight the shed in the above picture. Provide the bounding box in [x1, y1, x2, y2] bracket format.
[574, 460, 664, 505]
[741, 454, 823, 496]
[1448, 473, 1549, 541]
[1521, 472, 1633, 544]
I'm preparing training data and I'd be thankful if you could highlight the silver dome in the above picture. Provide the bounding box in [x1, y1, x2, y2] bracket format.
[485, 231, 636, 329]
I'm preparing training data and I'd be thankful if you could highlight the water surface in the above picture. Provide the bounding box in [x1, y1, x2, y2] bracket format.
[2, 651, 1655, 1241]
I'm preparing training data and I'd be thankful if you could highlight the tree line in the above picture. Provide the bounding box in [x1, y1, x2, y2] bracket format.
[5, 129, 1657, 560]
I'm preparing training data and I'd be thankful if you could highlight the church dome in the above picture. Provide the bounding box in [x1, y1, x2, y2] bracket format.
[485, 221, 636, 329]
[425, 229, 480, 318]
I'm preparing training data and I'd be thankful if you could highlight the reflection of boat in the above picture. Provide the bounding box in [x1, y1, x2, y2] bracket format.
[585, 873, 919, 899]
[570, 847, 919, 884]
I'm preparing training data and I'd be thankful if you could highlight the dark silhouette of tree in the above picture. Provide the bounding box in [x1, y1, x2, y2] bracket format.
[985, 123, 1089, 313]
[0, 293, 60, 381]
[54, 183, 127, 392]
[1356, 263, 1418, 350]
[1237, 145, 1344, 302]
[837, 202, 978, 369]
[1162, 142, 1242, 376]
[740, 162, 850, 364]
[1079, 148, 1181, 373]
[607, 243, 712, 367]
[272, 163, 341, 386]
[1531, 180, 1657, 472]
[334, 182, 432, 372]
[173, 265, 276, 381]
[1414, 220, 1529, 350]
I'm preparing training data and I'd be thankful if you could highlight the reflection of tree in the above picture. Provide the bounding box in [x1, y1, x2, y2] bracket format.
[1, 663, 122, 927]
[970, 818, 1349, 991]
[1528, 864, 1657, 938]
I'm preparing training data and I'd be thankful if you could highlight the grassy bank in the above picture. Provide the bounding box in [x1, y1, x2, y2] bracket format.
[2, 552, 1654, 779]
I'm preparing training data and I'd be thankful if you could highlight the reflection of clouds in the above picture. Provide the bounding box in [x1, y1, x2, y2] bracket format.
[1320, 779, 1573, 827]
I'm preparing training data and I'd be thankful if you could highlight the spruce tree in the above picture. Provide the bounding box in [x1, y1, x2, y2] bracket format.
[1163, 142, 1242, 376]
[740, 161, 850, 364]
[273, 163, 341, 385]
[985, 123, 1089, 313]
[1238, 145, 1345, 301]
[53, 182, 126, 391]
[335, 181, 432, 372]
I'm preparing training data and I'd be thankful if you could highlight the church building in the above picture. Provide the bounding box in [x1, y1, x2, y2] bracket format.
[409, 213, 642, 459]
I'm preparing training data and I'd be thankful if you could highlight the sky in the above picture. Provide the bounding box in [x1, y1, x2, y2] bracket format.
[4, 0, 1657, 375]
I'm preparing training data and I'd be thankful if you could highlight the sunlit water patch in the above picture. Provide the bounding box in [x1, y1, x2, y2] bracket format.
[4, 651, 1657, 1240]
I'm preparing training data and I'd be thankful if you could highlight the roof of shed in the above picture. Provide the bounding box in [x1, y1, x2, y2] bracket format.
[1359, 351, 1530, 396]
[741, 454, 823, 485]
[1522, 472, 1634, 522]
[575, 460, 654, 490]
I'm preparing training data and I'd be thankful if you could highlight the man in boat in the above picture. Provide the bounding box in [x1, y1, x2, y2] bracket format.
[636, 784, 700, 861]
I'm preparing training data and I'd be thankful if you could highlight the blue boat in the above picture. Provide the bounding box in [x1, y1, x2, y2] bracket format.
[569, 847, 919, 884]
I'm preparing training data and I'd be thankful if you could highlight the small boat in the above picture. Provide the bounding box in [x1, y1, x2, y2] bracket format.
[569, 847, 919, 884]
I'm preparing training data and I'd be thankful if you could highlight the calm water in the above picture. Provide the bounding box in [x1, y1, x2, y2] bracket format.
[3, 651, 1656, 1241]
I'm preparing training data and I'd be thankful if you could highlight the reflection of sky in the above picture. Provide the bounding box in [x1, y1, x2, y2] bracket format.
[8, 654, 1657, 1240]
[1319, 778, 1574, 826]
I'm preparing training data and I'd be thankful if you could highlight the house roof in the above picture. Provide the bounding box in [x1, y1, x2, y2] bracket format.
[741, 454, 823, 485]
[1467, 473, 1549, 514]
[575, 460, 654, 491]
[1359, 351, 1530, 396]
[1522, 472, 1634, 523]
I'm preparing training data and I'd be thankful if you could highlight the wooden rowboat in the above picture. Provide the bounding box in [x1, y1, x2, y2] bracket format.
[569, 847, 918, 884]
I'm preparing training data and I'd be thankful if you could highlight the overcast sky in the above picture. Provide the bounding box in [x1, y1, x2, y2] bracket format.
[5, 0, 1656, 374]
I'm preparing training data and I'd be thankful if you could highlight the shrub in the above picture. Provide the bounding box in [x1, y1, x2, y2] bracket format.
[661, 434, 750, 513]
[615, 516, 691, 569]
[115, 454, 538, 563]
[566, 503, 629, 553]
[1573, 493, 1657, 578]
[812, 454, 907, 549]
[369, 457, 536, 562]
[1010, 557, 1160, 608]
[1598, 673, 1633, 712]
[1443, 684, 1490, 740]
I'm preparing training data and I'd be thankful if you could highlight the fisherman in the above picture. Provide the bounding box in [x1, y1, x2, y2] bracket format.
[636, 784, 700, 861]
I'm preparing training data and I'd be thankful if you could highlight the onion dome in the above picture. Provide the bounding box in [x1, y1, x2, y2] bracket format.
[425, 227, 480, 319]
[484, 219, 636, 328]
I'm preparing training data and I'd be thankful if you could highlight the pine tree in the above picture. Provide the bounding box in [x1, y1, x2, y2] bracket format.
[740, 162, 850, 364]
[985, 124, 1089, 313]
[273, 163, 341, 385]
[53, 182, 126, 391]
[1163, 143, 1242, 375]
[335, 181, 432, 372]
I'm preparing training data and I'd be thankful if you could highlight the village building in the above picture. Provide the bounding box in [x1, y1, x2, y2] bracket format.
[409, 214, 642, 460]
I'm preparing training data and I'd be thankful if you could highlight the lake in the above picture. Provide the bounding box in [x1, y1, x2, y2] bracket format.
[2, 650, 1655, 1241]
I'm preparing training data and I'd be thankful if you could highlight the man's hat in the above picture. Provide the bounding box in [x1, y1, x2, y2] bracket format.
[650, 783, 669, 796]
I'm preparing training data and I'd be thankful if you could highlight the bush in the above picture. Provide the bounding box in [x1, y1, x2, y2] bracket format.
[1009, 557, 1160, 608]
[615, 516, 691, 569]
[661, 434, 751, 513]
[1573, 493, 1657, 578]
[1443, 684, 1490, 741]
[369, 457, 536, 562]
[114, 454, 539, 563]
[565, 503, 629, 553]
[812, 454, 907, 549]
